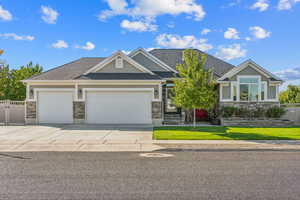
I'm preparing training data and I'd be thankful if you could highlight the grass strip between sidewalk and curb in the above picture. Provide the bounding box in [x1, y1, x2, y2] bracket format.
[153, 126, 300, 140]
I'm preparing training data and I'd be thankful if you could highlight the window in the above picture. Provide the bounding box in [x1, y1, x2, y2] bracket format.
[115, 57, 123, 68]
[269, 85, 277, 99]
[221, 85, 231, 100]
[261, 82, 266, 101]
[239, 77, 259, 101]
[166, 88, 177, 112]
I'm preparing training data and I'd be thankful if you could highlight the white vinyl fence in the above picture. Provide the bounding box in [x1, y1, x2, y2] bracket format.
[0, 100, 25, 125]
[281, 104, 300, 125]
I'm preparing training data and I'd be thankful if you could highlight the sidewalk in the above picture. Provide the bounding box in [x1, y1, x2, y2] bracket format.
[152, 140, 300, 150]
[1, 140, 300, 152]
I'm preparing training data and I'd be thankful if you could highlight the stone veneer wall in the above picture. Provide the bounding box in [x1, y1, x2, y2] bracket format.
[220, 102, 280, 108]
[152, 101, 162, 119]
[25, 101, 37, 124]
[221, 118, 294, 127]
[73, 101, 85, 123]
[152, 101, 163, 126]
[26, 101, 36, 119]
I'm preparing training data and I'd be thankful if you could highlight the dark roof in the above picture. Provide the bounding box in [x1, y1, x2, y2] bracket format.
[27, 57, 105, 80]
[153, 71, 179, 79]
[76, 73, 162, 80]
[149, 49, 235, 77]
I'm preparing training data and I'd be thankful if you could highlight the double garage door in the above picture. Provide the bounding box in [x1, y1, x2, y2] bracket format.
[37, 90, 152, 124]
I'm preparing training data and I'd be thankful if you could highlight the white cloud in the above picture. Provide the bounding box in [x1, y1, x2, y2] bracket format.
[52, 40, 68, 49]
[251, 0, 269, 11]
[99, 0, 206, 21]
[0, 33, 34, 41]
[274, 67, 300, 90]
[120, 19, 157, 32]
[278, 0, 300, 10]
[156, 34, 213, 52]
[0, 5, 12, 21]
[122, 50, 131, 54]
[249, 26, 271, 39]
[201, 28, 211, 35]
[224, 28, 240, 40]
[245, 37, 251, 41]
[215, 44, 247, 60]
[41, 6, 59, 24]
[275, 67, 300, 80]
[75, 42, 95, 51]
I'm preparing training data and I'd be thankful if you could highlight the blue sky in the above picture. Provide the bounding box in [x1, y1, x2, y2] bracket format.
[0, 0, 299, 89]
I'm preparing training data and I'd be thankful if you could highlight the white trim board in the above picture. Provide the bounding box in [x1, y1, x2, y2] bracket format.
[28, 88, 76, 101]
[83, 51, 155, 75]
[81, 88, 156, 102]
[129, 48, 178, 73]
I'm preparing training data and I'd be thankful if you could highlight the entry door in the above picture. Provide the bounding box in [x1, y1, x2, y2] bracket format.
[38, 91, 73, 124]
[86, 91, 152, 124]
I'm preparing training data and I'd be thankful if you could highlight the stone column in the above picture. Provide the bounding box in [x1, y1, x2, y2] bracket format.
[73, 101, 85, 124]
[152, 101, 162, 126]
[25, 101, 37, 124]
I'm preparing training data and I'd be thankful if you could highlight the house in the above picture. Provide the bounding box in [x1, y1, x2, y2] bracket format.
[23, 48, 283, 125]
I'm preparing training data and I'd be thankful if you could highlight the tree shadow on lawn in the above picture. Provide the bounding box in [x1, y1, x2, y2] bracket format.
[158, 126, 300, 145]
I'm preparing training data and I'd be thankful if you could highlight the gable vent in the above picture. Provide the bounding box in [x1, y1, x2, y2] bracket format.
[115, 57, 123, 69]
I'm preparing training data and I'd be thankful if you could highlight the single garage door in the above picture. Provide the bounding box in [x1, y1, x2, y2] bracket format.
[86, 91, 152, 124]
[38, 91, 73, 124]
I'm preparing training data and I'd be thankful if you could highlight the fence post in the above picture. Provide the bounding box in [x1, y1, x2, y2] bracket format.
[4, 100, 10, 125]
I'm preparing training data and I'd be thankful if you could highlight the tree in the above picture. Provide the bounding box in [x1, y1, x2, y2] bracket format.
[0, 62, 43, 100]
[172, 49, 217, 126]
[279, 85, 300, 104]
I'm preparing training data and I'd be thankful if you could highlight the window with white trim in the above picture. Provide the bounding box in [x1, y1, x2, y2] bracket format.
[261, 82, 266, 101]
[239, 77, 260, 101]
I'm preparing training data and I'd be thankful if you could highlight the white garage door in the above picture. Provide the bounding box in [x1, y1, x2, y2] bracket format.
[86, 91, 152, 124]
[38, 91, 73, 124]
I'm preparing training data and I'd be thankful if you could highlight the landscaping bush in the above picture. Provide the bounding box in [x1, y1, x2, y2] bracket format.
[220, 106, 237, 118]
[220, 105, 286, 119]
[265, 106, 286, 118]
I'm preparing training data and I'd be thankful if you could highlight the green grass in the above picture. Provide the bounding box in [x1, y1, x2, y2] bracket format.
[153, 126, 300, 140]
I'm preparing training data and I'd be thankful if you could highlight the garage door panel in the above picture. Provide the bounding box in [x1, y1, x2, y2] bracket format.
[87, 91, 152, 124]
[38, 91, 73, 124]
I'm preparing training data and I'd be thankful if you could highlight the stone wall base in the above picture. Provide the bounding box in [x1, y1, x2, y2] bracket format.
[74, 119, 85, 124]
[25, 118, 37, 124]
[152, 119, 163, 126]
[221, 118, 294, 127]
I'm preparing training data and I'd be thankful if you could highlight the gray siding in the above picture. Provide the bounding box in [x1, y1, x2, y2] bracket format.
[230, 65, 268, 81]
[96, 60, 143, 73]
[131, 53, 168, 72]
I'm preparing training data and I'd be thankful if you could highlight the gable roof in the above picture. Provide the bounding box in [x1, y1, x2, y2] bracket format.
[149, 49, 235, 77]
[26, 57, 105, 80]
[84, 51, 154, 75]
[129, 48, 178, 73]
[217, 59, 283, 82]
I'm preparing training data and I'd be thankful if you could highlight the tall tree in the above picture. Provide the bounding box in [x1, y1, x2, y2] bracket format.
[279, 85, 300, 104]
[172, 49, 217, 126]
[0, 62, 42, 100]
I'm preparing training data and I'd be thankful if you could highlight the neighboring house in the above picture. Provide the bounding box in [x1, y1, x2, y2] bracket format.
[23, 48, 283, 125]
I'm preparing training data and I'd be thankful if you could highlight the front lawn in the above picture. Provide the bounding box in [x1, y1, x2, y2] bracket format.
[153, 126, 300, 140]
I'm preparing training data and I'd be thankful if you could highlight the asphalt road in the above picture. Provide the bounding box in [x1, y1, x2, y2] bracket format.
[0, 150, 300, 200]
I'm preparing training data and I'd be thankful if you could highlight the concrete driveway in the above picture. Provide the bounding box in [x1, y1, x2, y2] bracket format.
[0, 125, 161, 152]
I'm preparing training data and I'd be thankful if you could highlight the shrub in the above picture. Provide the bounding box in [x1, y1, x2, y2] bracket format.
[220, 106, 236, 118]
[220, 105, 286, 119]
[265, 106, 286, 118]
[235, 107, 250, 118]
